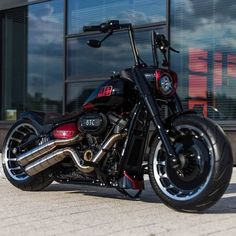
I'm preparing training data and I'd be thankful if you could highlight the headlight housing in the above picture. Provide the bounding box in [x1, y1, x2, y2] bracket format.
[155, 69, 177, 97]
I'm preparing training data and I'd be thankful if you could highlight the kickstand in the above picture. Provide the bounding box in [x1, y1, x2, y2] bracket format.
[116, 187, 143, 199]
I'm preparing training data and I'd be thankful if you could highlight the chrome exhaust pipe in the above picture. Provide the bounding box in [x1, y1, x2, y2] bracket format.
[25, 133, 127, 176]
[17, 135, 80, 166]
[92, 133, 127, 163]
[25, 148, 93, 175]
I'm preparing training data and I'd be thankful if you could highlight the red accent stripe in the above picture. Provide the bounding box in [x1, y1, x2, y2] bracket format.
[83, 103, 94, 110]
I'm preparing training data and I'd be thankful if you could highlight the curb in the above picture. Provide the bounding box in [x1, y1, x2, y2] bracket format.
[0, 153, 5, 179]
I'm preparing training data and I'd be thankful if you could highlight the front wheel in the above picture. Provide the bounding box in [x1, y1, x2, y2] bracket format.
[148, 114, 233, 212]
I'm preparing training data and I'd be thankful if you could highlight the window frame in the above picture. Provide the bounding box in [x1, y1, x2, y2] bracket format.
[168, 0, 236, 129]
[63, 0, 168, 114]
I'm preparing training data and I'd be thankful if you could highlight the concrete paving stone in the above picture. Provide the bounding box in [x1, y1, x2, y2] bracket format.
[0, 152, 5, 178]
[0, 168, 236, 236]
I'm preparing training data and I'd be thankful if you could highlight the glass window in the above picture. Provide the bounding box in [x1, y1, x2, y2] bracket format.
[68, 0, 166, 34]
[67, 27, 166, 81]
[27, 0, 64, 114]
[0, 14, 2, 118]
[0, 7, 27, 120]
[67, 32, 133, 80]
[66, 26, 166, 111]
[66, 81, 103, 113]
[66, 0, 167, 113]
[0, 0, 64, 121]
[135, 26, 166, 66]
[171, 0, 236, 121]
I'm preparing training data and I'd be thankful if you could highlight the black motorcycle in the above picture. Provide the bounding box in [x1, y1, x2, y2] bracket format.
[2, 20, 233, 212]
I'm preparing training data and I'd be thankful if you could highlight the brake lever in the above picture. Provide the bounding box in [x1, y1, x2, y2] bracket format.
[169, 46, 180, 54]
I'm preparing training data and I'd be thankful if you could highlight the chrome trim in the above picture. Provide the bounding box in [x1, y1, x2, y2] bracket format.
[3, 123, 38, 181]
[153, 125, 214, 201]
[92, 133, 127, 163]
[17, 135, 80, 166]
[25, 147, 93, 176]
[25, 132, 127, 176]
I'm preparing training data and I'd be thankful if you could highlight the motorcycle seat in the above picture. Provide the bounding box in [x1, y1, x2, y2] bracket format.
[20, 111, 80, 127]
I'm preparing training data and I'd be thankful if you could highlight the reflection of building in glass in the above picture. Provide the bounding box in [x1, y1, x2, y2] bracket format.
[188, 48, 236, 119]
[171, 0, 236, 121]
[1, 0, 236, 162]
[0, 0, 166, 121]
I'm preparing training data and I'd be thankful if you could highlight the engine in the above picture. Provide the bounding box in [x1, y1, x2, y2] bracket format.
[52, 112, 128, 183]
[77, 112, 128, 175]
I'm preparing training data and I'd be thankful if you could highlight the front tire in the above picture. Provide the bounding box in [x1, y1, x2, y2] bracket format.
[2, 119, 53, 191]
[149, 114, 233, 212]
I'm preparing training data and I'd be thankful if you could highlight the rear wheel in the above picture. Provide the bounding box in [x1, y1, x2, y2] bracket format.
[2, 119, 53, 191]
[149, 114, 233, 212]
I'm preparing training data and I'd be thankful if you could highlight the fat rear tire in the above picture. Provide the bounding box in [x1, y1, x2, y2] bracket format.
[149, 114, 233, 212]
[2, 119, 53, 191]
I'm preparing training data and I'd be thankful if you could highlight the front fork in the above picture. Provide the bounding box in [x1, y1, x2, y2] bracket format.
[133, 67, 181, 168]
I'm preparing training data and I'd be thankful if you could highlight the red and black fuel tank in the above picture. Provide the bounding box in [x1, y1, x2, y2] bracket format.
[83, 76, 136, 112]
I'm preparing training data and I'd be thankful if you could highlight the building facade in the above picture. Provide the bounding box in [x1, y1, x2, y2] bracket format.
[1, 0, 236, 161]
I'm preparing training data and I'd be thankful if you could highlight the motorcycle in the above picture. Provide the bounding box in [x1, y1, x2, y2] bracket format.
[2, 20, 233, 212]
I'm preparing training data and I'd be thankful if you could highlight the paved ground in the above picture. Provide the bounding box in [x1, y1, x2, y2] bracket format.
[1, 168, 236, 236]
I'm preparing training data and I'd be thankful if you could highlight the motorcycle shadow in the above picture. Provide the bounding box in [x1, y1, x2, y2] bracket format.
[206, 183, 236, 214]
[45, 180, 161, 204]
[45, 182, 236, 213]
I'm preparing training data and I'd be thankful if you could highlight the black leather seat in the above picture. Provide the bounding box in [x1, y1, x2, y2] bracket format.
[20, 111, 80, 126]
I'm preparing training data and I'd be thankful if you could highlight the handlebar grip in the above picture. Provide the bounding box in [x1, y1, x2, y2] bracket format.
[83, 25, 101, 32]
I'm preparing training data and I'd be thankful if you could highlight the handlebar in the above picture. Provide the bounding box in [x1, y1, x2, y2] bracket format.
[83, 20, 179, 67]
[83, 25, 102, 32]
[83, 20, 131, 33]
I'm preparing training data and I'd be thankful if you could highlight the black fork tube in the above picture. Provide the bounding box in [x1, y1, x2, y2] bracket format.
[133, 67, 180, 168]
[173, 93, 184, 112]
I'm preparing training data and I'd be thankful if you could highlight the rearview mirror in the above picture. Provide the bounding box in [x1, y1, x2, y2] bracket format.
[87, 40, 101, 48]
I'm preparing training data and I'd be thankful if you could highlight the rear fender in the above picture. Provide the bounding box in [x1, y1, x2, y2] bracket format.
[20, 111, 53, 134]
[20, 111, 44, 125]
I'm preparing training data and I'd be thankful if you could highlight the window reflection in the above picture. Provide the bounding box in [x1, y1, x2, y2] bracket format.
[135, 27, 166, 66]
[66, 26, 166, 111]
[67, 27, 166, 81]
[27, 0, 64, 114]
[67, 32, 133, 80]
[171, 0, 236, 120]
[0, 7, 27, 120]
[66, 81, 104, 113]
[68, 0, 166, 34]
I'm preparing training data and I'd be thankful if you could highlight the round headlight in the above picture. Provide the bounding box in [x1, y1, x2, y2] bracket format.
[160, 75, 173, 95]
[155, 70, 177, 97]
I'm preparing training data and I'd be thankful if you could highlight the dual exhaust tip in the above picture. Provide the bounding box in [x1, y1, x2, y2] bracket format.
[17, 133, 127, 176]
